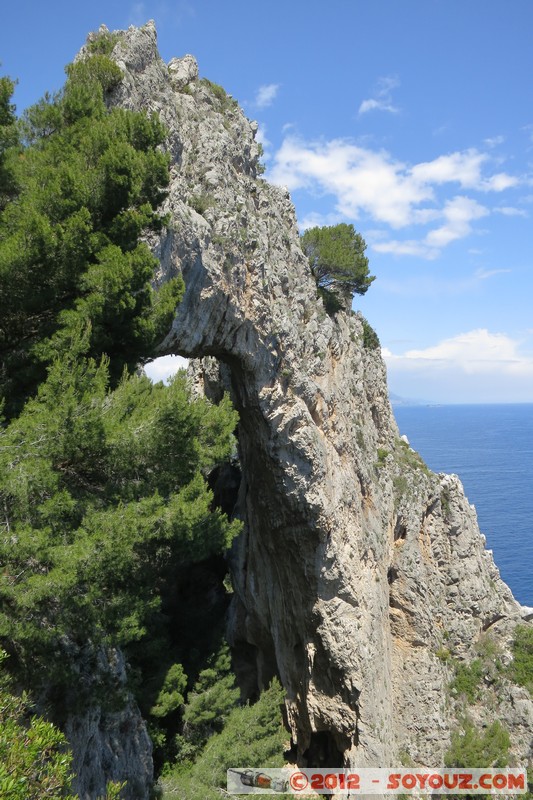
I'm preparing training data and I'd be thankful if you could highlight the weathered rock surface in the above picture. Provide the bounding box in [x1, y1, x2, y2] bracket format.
[64, 647, 153, 800]
[70, 21, 532, 796]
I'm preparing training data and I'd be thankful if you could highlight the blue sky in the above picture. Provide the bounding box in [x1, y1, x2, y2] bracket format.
[2, 0, 533, 402]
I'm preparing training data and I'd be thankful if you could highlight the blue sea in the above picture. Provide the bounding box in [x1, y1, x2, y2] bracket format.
[394, 404, 533, 607]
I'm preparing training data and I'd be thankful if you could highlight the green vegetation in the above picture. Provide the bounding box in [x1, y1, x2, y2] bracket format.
[509, 625, 533, 694]
[444, 716, 512, 800]
[168, 642, 240, 766]
[395, 437, 431, 475]
[0, 75, 18, 209]
[0, 48, 249, 795]
[161, 679, 287, 799]
[435, 646, 451, 662]
[445, 718, 510, 769]
[0, 649, 76, 799]
[362, 317, 380, 349]
[0, 650, 123, 799]
[441, 486, 451, 517]
[188, 192, 215, 215]
[87, 30, 122, 56]
[451, 659, 484, 703]
[300, 223, 374, 313]
[200, 78, 238, 114]
[393, 474, 409, 498]
[0, 360, 240, 696]
[255, 141, 266, 175]
[376, 447, 389, 467]
[0, 51, 180, 418]
[449, 634, 507, 703]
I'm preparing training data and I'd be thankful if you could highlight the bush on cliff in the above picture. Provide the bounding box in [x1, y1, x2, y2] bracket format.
[509, 625, 533, 695]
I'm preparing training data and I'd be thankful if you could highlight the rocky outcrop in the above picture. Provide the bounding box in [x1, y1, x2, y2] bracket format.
[70, 21, 532, 795]
[64, 647, 153, 800]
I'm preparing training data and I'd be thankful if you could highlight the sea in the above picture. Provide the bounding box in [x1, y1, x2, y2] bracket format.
[393, 404, 533, 607]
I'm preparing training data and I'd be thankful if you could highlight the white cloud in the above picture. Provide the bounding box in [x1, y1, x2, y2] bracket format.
[495, 206, 528, 217]
[359, 76, 400, 115]
[383, 329, 533, 377]
[484, 135, 505, 148]
[411, 151, 518, 192]
[373, 239, 438, 259]
[411, 150, 487, 188]
[474, 267, 512, 280]
[481, 172, 519, 191]
[269, 137, 520, 258]
[144, 355, 189, 383]
[359, 98, 398, 115]
[254, 83, 279, 109]
[424, 196, 488, 248]
[270, 137, 432, 228]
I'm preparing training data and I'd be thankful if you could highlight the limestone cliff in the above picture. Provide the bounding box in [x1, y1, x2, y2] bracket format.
[70, 21, 532, 796]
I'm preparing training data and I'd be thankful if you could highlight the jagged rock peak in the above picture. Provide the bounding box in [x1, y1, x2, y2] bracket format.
[168, 54, 198, 88]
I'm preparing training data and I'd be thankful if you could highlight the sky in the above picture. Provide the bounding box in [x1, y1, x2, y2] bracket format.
[2, 0, 533, 403]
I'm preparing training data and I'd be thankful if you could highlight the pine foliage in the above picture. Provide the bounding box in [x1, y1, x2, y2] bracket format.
[0, 53, 181, 418]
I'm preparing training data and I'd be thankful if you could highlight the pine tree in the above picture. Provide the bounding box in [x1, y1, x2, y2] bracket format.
[0, 53, 181, 418]
[300, 223, 374, 312]
[0, 48, 241, 747]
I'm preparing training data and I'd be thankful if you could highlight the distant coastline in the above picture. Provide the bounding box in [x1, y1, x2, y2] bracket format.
[390, 391, 533, 408]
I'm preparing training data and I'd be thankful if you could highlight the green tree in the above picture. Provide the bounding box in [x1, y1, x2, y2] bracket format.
[300, 223, 374, 313]
[0, 49, 241, 731]
[162, 679, 287, 800]
[172, 642, 240, 764]
[0, 39, 254, 794]
[0, 360, 240, 697]
[0, 649, 76, 799]
[0, 52, 180, 418]
[0, 74, 18, 209]
[451, 658, 484, 703]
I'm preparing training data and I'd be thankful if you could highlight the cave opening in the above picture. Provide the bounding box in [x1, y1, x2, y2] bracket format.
[394, 517, 407, 541]
[303, 730, 344, 768]
[387, 566, 399, 585]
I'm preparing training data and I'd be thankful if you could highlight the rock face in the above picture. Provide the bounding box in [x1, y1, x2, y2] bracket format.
[72, 21, 532, 795]
[64, 649, 153, 800]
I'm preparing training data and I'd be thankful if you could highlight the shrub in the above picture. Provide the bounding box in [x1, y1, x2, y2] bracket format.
[376, 447, 389, 467]
[362, 318, 380, 349]
[451, 659, 484, 702]
[200, 79, 238, 113]
[0, 650, 126, 799]
[318, 286, 343, 315]
[162, 679, 287, 799]
[509, 625, 533, 694]
[188, 193, 215, 215]
[445, 718, 510, 769]
[87, 30, 121, 56]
